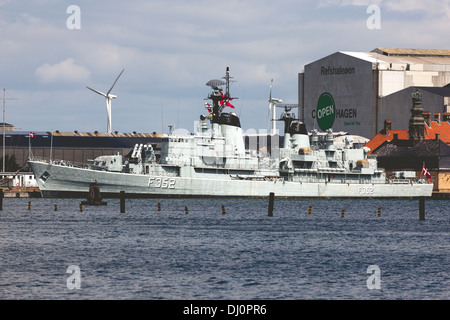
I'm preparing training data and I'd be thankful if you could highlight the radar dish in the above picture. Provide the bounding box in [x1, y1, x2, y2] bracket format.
[206, 79, 226, 89]
[277, 103, 298, 111]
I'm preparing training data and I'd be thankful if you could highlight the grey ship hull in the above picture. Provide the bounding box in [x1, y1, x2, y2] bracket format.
[28, 160, 433, 199]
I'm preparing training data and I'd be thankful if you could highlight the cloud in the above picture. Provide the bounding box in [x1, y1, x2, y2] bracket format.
[1, 0, 448, 132]
[35, 58, 91, 84]
[382, 0, 450, 18]
[318, 0, 450, 18]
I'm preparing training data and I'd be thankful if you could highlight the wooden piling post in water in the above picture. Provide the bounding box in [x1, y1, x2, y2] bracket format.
[419, 197, 425, 221]
[54, 204, 57, 211]
[81, 182, 107, 206]
[120, 191, 125, 213]
[185, 205, 189, 215]
[268, 192, 274, 217]
[157, 202, 161, 213]
[0, 189, 3, 210]
[377, 206, 381, 218]
[28, 200, 31, 211]
[308, 204, 312, 215]
[341, 208, 345, 217]
[221, 204, 226, 215]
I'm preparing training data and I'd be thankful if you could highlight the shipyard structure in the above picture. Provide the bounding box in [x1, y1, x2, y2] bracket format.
[299, 48, 450, 139]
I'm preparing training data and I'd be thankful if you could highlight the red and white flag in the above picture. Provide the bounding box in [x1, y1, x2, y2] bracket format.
[29, 132, 36, 138]
[421, 163, 431, 182]
[219, 91, 235, 108]
[219, 101, 234, 109]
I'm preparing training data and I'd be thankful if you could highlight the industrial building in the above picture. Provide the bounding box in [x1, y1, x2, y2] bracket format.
[0, 124, 163, 171]
[299, 48, 450, 139]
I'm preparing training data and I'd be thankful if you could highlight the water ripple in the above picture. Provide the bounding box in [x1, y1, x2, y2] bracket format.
[0, 198, 448, 299]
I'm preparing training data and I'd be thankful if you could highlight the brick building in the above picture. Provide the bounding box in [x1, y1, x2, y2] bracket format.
[365, 90, 450, 195]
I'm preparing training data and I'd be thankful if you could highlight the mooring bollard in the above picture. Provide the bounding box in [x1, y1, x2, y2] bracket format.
[268, 192, 274, 217]
[308, 204, 312, 215]
[120, 191, 125, 213]
[185, 205, 189, 215]
[341, 208, 345, 217]
[419, 197, 425, 221]
[221, 204, 226, 215]
[377, 206, 381, 218]
[157, 202, 161, 213]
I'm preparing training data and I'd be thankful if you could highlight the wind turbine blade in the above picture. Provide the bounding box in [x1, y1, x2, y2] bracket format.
[107, 68, 125, 95]
[87, 86, 107, 97]
[268, 79, 273, 131]
[268, 79, 273, 101]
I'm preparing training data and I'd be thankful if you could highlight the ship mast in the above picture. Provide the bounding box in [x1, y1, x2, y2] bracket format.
[278, 104, 297, 134]
[205, 67, 237, 124]
[278, 104, 298, 149]
[224, 66, 231, 99]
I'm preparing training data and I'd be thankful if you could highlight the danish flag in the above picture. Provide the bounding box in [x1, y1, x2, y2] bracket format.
[29, 132, 36, 138]
[421, 163, 431, 183]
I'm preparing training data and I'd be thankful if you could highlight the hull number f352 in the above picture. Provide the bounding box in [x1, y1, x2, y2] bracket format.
[358, 186, 374, 194]
[148, 177, 176, 189]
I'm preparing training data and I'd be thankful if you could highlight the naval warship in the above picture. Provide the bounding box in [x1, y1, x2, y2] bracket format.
[28, 68, 433, 198]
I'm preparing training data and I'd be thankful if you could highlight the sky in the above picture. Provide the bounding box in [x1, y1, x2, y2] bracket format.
[0, 0, 449, 134]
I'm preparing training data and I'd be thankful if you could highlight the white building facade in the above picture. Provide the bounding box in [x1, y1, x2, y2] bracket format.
[299, 48, 450, 139]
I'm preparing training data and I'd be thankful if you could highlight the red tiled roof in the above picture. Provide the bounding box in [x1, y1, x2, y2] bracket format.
[424, 121, 450, 141]
[365, 121, 450, 154]
[365, 130, 409, 154]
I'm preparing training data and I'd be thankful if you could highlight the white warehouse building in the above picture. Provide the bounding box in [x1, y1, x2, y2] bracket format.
[298, 48, 450, 139]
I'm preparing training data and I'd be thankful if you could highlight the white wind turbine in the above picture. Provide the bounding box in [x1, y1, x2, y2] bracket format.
[268, 79, 282, 134]
[87, 69, 124, 134]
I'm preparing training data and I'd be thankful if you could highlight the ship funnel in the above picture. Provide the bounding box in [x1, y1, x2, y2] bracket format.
[219, 113, 245, 155]
[289, 122, 310, 149]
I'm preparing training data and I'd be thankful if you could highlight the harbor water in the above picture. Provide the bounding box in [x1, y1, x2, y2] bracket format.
[0, 197, 448, 300]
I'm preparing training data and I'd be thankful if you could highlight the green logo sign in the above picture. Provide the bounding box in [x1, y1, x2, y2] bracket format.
[316, 92, 335, 131]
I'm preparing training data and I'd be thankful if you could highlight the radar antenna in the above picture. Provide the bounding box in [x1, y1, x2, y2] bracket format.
[277, 103, 298, 134]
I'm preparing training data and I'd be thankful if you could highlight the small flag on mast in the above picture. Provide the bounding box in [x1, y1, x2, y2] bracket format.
[421, 163, 431, 183]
